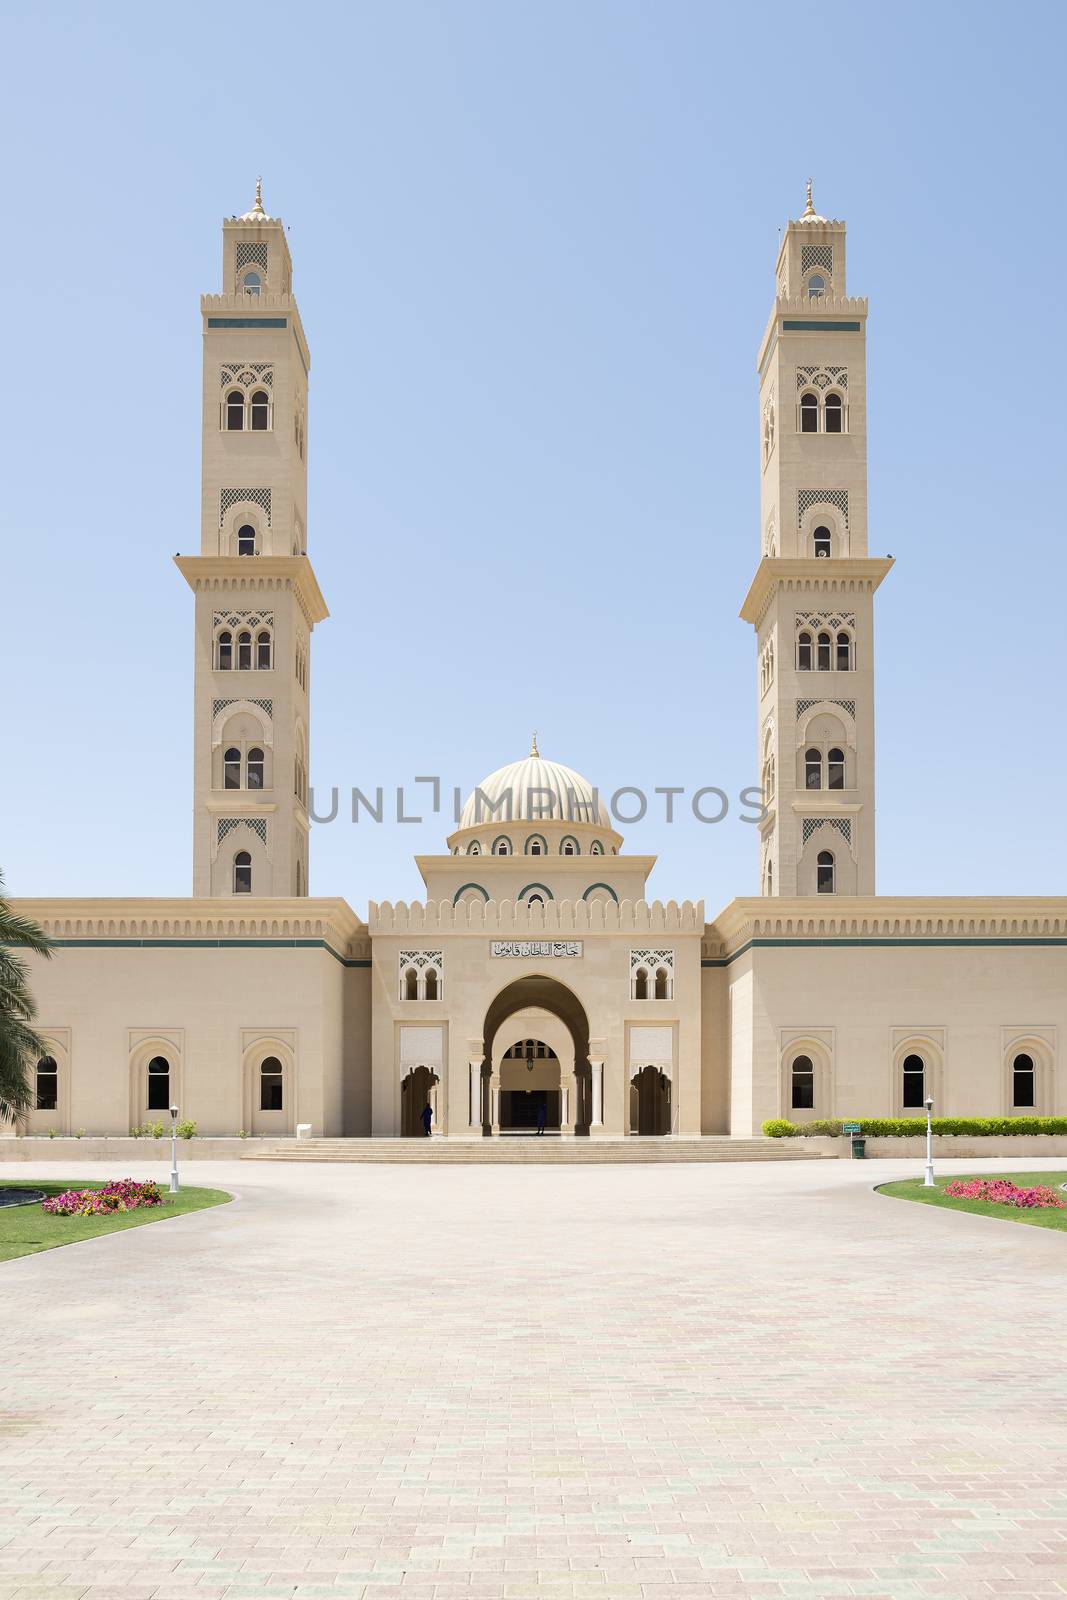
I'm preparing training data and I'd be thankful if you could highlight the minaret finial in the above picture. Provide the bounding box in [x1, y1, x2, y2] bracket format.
[530, 730, 540, 758]
[250, 176, 265, 218]
[803, 178, 815, 218]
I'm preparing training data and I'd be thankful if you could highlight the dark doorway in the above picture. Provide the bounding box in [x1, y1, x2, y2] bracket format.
[499, 1087, 562, 1133]
[401, 1065, 439, 1137]
[630, 1065, 671, 1135]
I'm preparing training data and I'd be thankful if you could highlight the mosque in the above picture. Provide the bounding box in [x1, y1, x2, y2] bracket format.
[10, 185, 1067, 1142]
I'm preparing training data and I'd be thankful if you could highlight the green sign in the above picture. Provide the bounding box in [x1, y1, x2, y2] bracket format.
[842, 1121, 861, 1135]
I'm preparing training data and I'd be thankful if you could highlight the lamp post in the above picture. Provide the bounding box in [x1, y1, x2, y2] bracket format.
[169, 1104, 180, 1195]
[923, 1095, 935, 1189]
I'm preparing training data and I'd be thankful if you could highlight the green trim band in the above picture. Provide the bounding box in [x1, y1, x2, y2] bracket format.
[782, 320, 862, 332]
[703, 935, 1067, 968]
[207, 317, 288, 329]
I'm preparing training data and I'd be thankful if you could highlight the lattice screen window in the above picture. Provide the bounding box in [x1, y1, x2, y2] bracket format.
[213, 610, 274, 632]
[797, 490, 848, 529]
[801, 244, 833, 276]
[795, 612, 856, 632]
[217, 817, 269, 848]
[796, 365, 847, 392]
[220, 487, 272, 526]
[630, 949, 674, 1000]
[398, 950, 444, 1001]
[797, 698, 856, 720]
[220, 363, 273, 391]
[801, 817, 852, 846]
[235, 242, 268, 273]
[212, 698, 273, 719]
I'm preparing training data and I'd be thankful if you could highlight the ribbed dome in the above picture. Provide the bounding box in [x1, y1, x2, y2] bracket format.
[459, 748, 609, 830]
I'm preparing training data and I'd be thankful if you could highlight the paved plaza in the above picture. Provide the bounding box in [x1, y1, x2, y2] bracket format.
[1, 1156, 1065, 1600]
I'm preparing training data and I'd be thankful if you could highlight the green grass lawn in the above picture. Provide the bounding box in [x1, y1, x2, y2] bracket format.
[878, 1171, 1067, 1232]
[0, 1180, 232, 1262]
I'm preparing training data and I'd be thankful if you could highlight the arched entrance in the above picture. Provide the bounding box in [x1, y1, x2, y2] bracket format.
[498, 1040, 561, 1134]
[401, 1066, 439, 1137]
[481, 975, 592, 1137]
[630, 1065, 671, 1135]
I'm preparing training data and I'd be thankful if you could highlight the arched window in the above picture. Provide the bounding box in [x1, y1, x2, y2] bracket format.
[237, 631, 252, 670]
[827, 748, 845, 790]
[468, 841, 481, 856]
[800, 391, 819, 433]
[147, 1055, 170, 1111]
[836, 631, 852, 671]
[590, 841, 604, 856]
[805, 748, 822, 789]
[816, 631, 832, 671]
[816, 850, 835, 894]
[255, 630, 272, 670]
[233, 851, 252, 894]
[225, 390, 245, 430]
[216, 631, 233, 671]
[526, 836, 546, 856]
[765, 859, 773, 894]
[224, 747, 242, 789]
[633, 967, 649, 1000]
[242, 270, 261, 297]
[902, 1053, 925, 1108]
[402, 967, 418, 1001]
[654, 966, 670, 1000]
[237, 524, 257, 556]
[424, 968, 439, 1001]
[492, 837, 511, 856]
[250, 390, 270, 431]
[1012, 1052, 1035, 1108]
[35, 1055, 58, 1111]
[791, 1054, 814, 1110]
[526, 893, 545, 908]
[560, 837, 579, 855]
[813, 525, 832, 558]
[797, 631, 813, 671]
[260, 1056, 283, 1110]
[246, 747, 264, 790]
[807, 274, 825, 301]
[824, 392, 844, 433]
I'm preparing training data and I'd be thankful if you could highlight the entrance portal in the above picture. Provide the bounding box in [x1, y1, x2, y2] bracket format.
[630, 1065, 671, 1135]
[401, 1065, 439, 1137]
[499, 1041, 561, 1134]
[481, 975, 592, 1137]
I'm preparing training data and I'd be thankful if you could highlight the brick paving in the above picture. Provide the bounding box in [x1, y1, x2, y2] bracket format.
[1, 1156, 1065, 1599]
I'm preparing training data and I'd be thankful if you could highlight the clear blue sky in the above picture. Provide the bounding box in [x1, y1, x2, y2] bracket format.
[2, 0, 1064, 909]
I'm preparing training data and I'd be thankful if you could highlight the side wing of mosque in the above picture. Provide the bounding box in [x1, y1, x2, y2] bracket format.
[10, 186, 1067, 1141]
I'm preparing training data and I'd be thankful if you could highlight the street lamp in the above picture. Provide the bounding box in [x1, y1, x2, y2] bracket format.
[169, 1104, 180, 1195]
[923, 1095, 935, 1188]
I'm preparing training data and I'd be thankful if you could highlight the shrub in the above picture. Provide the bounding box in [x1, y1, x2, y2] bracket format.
[149, 1119, 165, 1139]
[47, 1128, 56, 1139]
[762, 1115, 1067, 1139]
[237, 1129, 249, 1139]
[176, 1118, 197, 1140]
[42, 1178, 164, 1218]
[74, 1128, 85, 1139]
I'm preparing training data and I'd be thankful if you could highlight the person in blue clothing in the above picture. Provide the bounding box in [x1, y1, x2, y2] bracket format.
[535, 1100, 547, 1135]
[420, 1101, 433, 1137]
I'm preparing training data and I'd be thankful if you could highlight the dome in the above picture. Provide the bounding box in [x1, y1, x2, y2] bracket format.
[458, 741, 609, 831]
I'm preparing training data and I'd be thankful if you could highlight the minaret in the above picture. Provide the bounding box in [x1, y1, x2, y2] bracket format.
[741, 185, 892, 896]
[177, 183, 327, 897]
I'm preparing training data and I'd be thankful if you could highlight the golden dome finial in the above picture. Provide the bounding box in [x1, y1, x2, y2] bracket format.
[803, 178, 815, 218]
[253, 176, 265, 216]
[530, 731, 540, 759]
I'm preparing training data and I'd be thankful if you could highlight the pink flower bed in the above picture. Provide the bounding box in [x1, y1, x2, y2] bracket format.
[42, 1178, 164, 1218]
[944, 1177, 1064, 1210]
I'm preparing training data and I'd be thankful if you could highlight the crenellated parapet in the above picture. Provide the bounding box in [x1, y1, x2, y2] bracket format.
[369, 897, 704, 935]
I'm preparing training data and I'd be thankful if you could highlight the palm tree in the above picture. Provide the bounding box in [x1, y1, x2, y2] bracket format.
[0, 871, 53, 1120]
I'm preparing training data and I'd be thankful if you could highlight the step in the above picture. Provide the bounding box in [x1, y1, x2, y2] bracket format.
[241, 1137, 832, 1164]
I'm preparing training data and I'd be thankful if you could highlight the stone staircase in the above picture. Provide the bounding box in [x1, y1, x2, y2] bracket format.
[241, 1136, 832, 1164]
